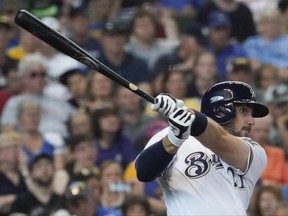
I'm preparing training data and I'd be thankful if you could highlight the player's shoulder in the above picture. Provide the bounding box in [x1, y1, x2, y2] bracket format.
[240, 137, 256, 144]
[240, 137, 261, 147]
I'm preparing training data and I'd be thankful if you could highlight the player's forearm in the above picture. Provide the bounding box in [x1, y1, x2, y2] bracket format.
[195, 118, 229, 150]
[195, 117, 249, 170]
[162, 136, 179, 154]
[135, 140, 175, 182]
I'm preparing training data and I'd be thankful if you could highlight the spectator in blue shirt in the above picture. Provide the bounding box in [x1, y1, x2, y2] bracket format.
[205, 10, 247, 81]
[67, 5, 102, 58]
[243, 8, 288, 70]
[92, 105, 137, 170]
[98, 21, 150, 87]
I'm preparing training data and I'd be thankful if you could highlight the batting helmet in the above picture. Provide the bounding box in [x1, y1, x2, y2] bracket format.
[201, 81, 269, 124]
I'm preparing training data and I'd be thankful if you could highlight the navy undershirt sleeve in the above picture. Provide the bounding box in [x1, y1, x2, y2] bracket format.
[135, 140, 175, 182]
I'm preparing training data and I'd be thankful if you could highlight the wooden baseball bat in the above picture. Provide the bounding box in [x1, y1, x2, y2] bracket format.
[14, 10, 155, 103]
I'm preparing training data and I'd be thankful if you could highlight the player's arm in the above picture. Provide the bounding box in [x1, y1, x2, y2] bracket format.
[149, 94, 250, 172]
[193, 113, 249, 172]
[135, 107, 194, 182]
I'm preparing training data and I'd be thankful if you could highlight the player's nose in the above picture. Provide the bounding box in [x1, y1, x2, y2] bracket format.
[247, 115, 255, 126]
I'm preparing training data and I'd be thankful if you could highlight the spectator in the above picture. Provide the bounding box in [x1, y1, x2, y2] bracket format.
[72, 169, 102, 206]
[66, 110, 93, 137]
[0, 0, 21, 49]
[99, 160, 129, 211]
[0, 60, 22, 117]
[92, 105, 136, 169]
[16, 101, 66, 170]
[65, 134, 99, 180]
[152, 34, 203, 80]
[162, 70, 200, 111]
[65, 181, 122, 216]
[0, 53, 75, 138]
[6, 28, 40, 61]
[186, 51, 219, 99]
[125, 9, 175, 72]
[271, 201, 288, 216]
[264, 81, 288, 148]
[124, 115, 172, 214]
[123, 119, 168, 215]
[278, 0, 288, 34]
[243, 8, 288, 72]
[225, 57, 265, 105]
[226, 57, 254, 85]
[151, 34, 203, 97]
[0, 15, 18, 87]
[115, 86, 156, 145]
[98, 21, 150, 89]
[67, 5, 102, 59]
[88, 0, 115, 39]
[123, 160, 167, 215]
[85, 71, 116, 113]
[141, 2, 180, 44]
[238, 0, 278, 23]
[254, 64, 279, 92]
[254, 64, 279, 103]
[0, 131, 27, 216]
[249, 184, 284, 216]
[205, 10, 247, 81]
[249, 115, 288, 185]
[39, 16, 83, 101]
[197, 0, 256, 43]
[59, 67, 89, 110]
[121, 194, 151, 216]
[9, 153, 66, 215]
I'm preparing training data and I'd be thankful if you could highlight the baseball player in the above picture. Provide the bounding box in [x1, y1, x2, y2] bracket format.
[135, 81, 269, 215]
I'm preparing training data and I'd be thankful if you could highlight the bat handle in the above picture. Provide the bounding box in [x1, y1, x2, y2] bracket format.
[143, 92, 155, 104]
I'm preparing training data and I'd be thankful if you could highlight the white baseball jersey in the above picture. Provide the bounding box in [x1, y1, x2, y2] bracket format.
[145, 128, 267, 216]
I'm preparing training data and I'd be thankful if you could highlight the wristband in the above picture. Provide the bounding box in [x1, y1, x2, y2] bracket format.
[190, 110, 208, 136]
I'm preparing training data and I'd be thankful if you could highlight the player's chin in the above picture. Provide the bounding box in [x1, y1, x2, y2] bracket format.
[241, 129, 250, 137]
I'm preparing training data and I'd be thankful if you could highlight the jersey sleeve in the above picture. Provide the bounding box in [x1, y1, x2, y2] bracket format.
[235, 137, 267, 182]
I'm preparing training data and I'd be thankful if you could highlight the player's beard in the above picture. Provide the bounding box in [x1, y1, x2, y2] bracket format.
[222, 122, 241, 137]
[223, 122, 251, 137]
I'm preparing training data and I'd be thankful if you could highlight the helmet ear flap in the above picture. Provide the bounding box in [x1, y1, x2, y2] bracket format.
[212, 103, 235, 124]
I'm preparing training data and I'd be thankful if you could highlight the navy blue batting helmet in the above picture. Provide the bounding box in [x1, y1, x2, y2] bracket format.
[201, 81, 269, 124]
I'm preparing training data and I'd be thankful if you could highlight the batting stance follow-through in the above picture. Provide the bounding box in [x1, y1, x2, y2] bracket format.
[135, 81, 269, 215]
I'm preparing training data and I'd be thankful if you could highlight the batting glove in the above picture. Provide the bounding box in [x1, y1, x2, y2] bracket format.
[167, 107, 195, 147]
[151, 93, 185, 117]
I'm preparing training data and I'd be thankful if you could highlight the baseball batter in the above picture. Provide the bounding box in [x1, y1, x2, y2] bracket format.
[135, 81, 269, 215]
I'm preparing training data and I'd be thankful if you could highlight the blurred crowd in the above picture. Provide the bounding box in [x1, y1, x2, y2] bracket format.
[0, 0, 288, 215]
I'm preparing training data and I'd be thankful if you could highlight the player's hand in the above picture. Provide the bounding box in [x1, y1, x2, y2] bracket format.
[167, 107, 195, 147]
[151, 93, 184, 117]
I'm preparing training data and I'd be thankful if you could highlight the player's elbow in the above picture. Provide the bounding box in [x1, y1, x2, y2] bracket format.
[135, 157, 157, 182]
[136, 172, 155, 182]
